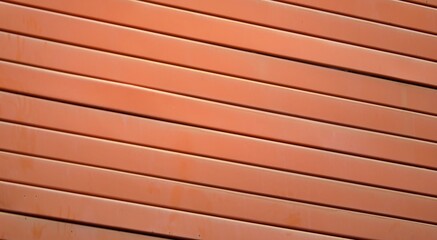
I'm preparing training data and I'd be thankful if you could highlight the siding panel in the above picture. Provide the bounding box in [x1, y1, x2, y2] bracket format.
[278, 0, 437, 34]
[0, 212, 168, 240]
[1, 0, 436, 239]
[0, 182, 344, 240]
[2, 151, 437, 225]
[2, 91, 436, 176]
[2, 32, 436, 117]
[2, 64, 437, 167]
[3, 35, 437, 142]
[143, 0, 437, 61]
[1, 1, 436, 86]
[2, 121, 436, 198]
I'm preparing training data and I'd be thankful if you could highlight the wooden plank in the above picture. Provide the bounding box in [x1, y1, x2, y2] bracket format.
[1, 21, 436, 117]
[1, 150, 437, 225]
[277, 0, 437, 34]
[404, 0, 437, 8]
[141, 0, 437, 61]
[0, 212, 168, 240]
[1, 182, 437, 239]
[1, 66, 436, 168]
[0, 182, 346, 240]
[1, 92, 437, 188]
[2, 122, 436, 200]
[2, 33, 436, 118]
[2, 38, 437, 142]
[0, 122, 437, 207]
[0, 2, 435, 86]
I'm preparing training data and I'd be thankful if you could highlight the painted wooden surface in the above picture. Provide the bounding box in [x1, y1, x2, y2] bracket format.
[1, 0, 436, 239]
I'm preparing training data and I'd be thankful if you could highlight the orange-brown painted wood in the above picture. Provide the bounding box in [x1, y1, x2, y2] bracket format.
[0, 2, 435, 86]
[3, 36, 437, 144]
[2, 150, 437, 226]
[2, 32, 436, 118]
[0, 212, 168, 240]
[1, 64, 436, 168]
[1, 181, 437, 239]
[0, 182, 346, 240]
[1, 0, 436, 238]
[4, 119, 437, 199]
[1, 92, 437, 191]
[2, 15, 436, 115]
[405, 0, 437, 8]
[2, 121, 436, 200]
[142, 0, 437, 61]
[278, 0, 437, 34]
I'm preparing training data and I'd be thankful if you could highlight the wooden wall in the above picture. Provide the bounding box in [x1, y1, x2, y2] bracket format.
[0, 1, 436, 239]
